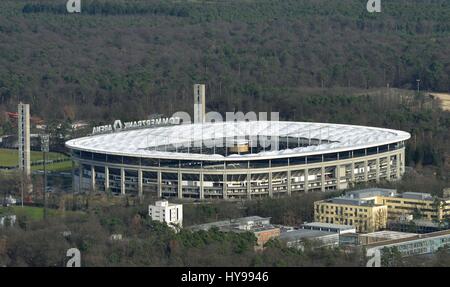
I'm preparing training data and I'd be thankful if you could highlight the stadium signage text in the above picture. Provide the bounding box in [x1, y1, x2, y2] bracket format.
[92, 117, 181, 135]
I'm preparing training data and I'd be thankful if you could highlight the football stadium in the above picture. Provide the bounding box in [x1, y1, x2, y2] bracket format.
[66, 85, 411, 200]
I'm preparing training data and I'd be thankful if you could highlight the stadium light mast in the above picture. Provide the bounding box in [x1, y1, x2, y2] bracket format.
[41, 134, 49, 219]
[18, 103, 31, 207]
[416, 79, 421, 94]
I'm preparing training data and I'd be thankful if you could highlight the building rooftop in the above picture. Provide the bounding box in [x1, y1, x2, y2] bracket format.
[321, 188, 398, 207]
[280, 229, 335, 242]
[401, 192, 433, 201]
[321, 188, 439, 207]
[346, 188, 397, 199]
[301, 222, 355, 231]
[365, 229, 450, 249]
[393, 219, 449, 228]
[151, 200, 181, 207]
[189, 216, 271, 232]
[361, 231, 418, 240]
[328, 197, 378, 206]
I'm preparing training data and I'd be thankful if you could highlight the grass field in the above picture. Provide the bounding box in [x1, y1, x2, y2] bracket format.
[0, 205, 84, 221]
[0, 148, 71, 171]
[0, 206, 50, 220]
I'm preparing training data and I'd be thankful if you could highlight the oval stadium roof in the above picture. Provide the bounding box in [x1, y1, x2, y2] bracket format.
[65, 121, 411, 161]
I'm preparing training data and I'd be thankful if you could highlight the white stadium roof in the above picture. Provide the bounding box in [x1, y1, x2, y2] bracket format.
[65, 121, 411, 161]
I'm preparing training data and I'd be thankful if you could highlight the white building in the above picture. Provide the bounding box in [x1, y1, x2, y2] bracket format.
[149, 200, 183, 230]
[0, 215, 17, 228]
[300, 222, 356, 235]
[2, 195, 17, 207]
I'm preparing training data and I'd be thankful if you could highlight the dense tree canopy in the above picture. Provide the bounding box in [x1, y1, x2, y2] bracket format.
[0, 0, 449, 120]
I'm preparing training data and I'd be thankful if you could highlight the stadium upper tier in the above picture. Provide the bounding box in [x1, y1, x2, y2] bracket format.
[65, 121, 411, 161]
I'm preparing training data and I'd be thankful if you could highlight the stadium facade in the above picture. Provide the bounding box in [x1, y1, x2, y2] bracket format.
[65, 85, 411, 200]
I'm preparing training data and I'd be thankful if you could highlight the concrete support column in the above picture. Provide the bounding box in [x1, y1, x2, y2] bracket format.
[375, 158, 380, 183]
[79, 164, 83, 193]
[199, 172, 204, 200]
[104, 166, 110, 191]
[71, 161, 75, 193]
[90, 165, 96, 192]
[304, 168, 309, 193]
[120, 168, 125, 195]
[177, 170, 182, 199]
[287, 169, 292, 196]
[364, 160, 368, 182]
[396, 153, 401, 180]
[157, 171, 162, 198]
[223, 173, 228, 199]
[321, 166, 326, 192]
[268, 171, 273, 198]
[351, 162, 355, 183]
[138, 169, 143, 199]
[386, 156, 391, 181]
[401, 150, 406, 176]
[336, 165, 341, 190]
[247, 172, 251, 199]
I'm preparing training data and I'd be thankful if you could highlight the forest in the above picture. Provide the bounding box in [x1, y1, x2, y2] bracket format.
[0, 0, 449, 177]
[2, 191, 450, 267]
[0, 0, 449, 267]
[0, 0, 449, 120]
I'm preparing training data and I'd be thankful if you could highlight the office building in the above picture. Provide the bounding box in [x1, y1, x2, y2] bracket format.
[315, 188, 450, 233]
[148, 200, 183, 230]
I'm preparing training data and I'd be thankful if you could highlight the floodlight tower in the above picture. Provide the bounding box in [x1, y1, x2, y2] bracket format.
[18, 102, 31, 206]
[41, 134, 49, 219]
[193, 84, 205, 124]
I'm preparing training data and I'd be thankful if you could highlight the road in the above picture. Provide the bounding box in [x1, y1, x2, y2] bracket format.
[428, 92, 450, 111]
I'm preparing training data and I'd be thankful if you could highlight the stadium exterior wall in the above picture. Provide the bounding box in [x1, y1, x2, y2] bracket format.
[68, 142, 407, 200]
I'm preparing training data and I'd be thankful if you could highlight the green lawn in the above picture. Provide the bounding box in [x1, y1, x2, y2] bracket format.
[38, 161, 72, 172]
[0, 206, 84, 221]
[0, 206, 46, 220]
[0, 148, 71, 171]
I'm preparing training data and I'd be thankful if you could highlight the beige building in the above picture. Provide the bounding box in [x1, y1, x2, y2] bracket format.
[380, 192, 450, 222]
[315, 188, 450, 233]
[314, 196, 388, 233]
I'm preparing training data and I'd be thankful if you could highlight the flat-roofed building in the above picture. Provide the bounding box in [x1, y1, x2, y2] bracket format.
[314, 194, 388, 233]
[280, 229, 340, 250]
[380, 192, 450, 222]
[253, 226, 281, 250]
[300, 222, 356, 234]
[388, 219, 450, 234]
[315, 188, 450, 233]
[339, 230, 418, 246]
[189, 216, 279, 250]
[366, 230, 450, 258]
[149, 200, 183, 230]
